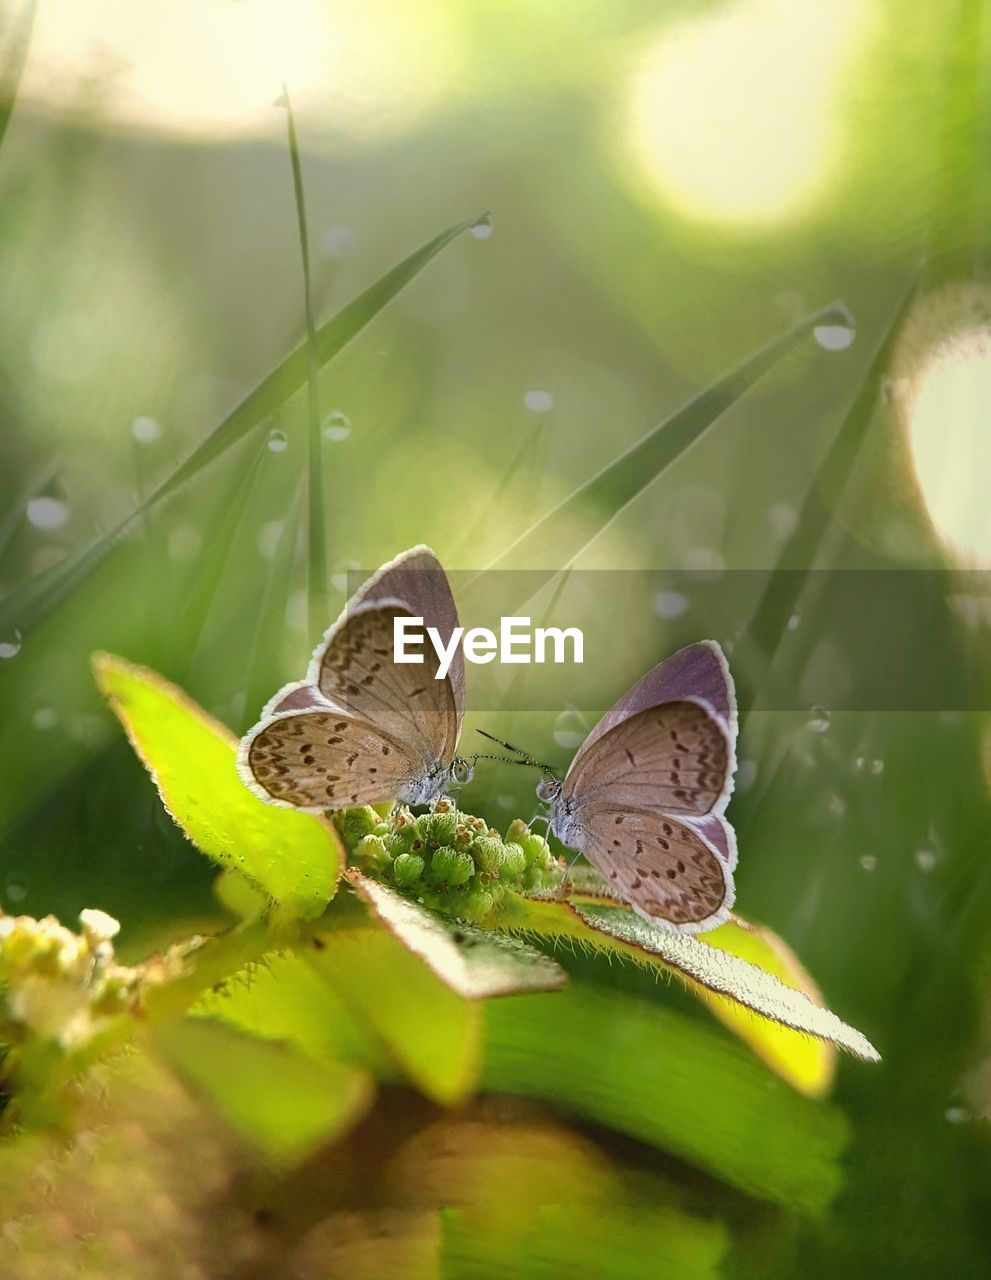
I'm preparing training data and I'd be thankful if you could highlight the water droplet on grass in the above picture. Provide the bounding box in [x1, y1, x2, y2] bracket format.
[736, 759, 758, 792]
[322, 410, 351, 442]
[859, 854, 877, 872]
[945, 1106, 969, 1125]
[0, 632, 22, 660]
[554, 708, 587, 750]
[257, 520, 285, 560]
[869, 758, 885, 776]
[523, 389, 554, 413]
[681, 548, 725, 578]
[5, 872, 28, 904]
[130, 415, 161, 443]
[807, 706, 831, 733]
[787, 612, 800, 631]
[768, 502, 798, 537]
[915, 847, 937, 873]
[267, 428, 288, 453]
[319, 224, 355, 257]
[26, 496, 70, 529]
[32, 707, 59, 730]
[471, 214, 493, 240]
[813, 323, 856, 351]
[652, 590, 689, 619]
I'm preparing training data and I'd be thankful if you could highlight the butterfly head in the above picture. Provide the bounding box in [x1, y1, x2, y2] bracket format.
[450, 757, 475, 786]
[536, 776, 563, 804]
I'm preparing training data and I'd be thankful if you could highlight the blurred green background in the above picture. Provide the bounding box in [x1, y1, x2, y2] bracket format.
[2, 0, 991, 1276]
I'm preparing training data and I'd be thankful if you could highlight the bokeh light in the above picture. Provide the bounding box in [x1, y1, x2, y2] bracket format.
[22, 0, 462, 143]
[897, 285, 991, 561]
[624, 0, 867, 227]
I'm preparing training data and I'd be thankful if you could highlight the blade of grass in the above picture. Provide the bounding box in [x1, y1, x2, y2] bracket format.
[466, 300, 850, 604]
[737, 280, 919, 711]
[928, 0, 988, 279]
[0, 212, 486, 640]
[0, 0, 35, 153]
[281, 87, 327, 635]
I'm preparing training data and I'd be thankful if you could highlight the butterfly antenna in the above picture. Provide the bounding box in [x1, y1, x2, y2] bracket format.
[475, 729, 559, 778]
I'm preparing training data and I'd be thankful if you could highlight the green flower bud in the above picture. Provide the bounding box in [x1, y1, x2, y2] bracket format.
[419, 811, 460, 847]
[393, 853, 425, 887]
[335, 806, 381, 847]
[505, 818, 530, 846]
[524, 864, 552, 891]
[431, 848, 475, 887]
[355, 834, 391, 871]
[521, 833, 550, 866]
[499, 844, 526, 882]
[472, 836, 505, 878]
[463, 887, 495, 923]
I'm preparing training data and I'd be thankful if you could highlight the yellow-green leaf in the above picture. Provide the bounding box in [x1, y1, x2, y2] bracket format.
[154, 1017, 371, 1164]
[309, 887, 480, 1106]
[497, 896, 879, 1066]
[693, 915, 836, 1097]
[92, 652, 341, 919]
[194, 951, 393, 1078]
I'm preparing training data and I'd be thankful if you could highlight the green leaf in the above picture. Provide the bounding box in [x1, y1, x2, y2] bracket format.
[194, 950, 393, 1078]
[1, 212, 484, 639]
[481, 983, 848, 1210]
[92, 652, 341, 918]
[154, 1017, 372, 1164]
[308, 873, 563, 1105]
[441, 1199, 727, 1280]
[690, 915, 837, 1098]
[499, 896, 879, 1063]
[474, 300, 849, 583]
[310, 909, 478, 1106]
[347, 870, 567, 1000]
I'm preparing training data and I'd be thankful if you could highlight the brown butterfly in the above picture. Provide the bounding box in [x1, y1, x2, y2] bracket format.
[237, 546, 474, 812]
[484, 641, 738, 933]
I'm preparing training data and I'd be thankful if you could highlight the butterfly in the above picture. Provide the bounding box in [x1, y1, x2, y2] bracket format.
[481, 641, 738, 933]
[237, 546, 474, 813]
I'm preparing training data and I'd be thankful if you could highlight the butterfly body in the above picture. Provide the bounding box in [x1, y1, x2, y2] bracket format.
[238, 546, 471, 813]
[539, 641, 739, 934]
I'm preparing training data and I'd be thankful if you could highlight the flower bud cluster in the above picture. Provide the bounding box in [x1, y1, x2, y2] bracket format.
[336, 801, 560, 924]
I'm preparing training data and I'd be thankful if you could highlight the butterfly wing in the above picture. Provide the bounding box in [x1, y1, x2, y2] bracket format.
[237, 708, 421, 812]
[560, 699, 733, 819]
[318, 544, 466, 737]
[569, 802, 733, 932]
[578, 640, 736, 750]
[240, 546, 462, 810]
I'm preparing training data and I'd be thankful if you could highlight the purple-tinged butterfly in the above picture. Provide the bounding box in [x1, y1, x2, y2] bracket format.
[481, 641, 738, 934]
[237, 546, 474, 812]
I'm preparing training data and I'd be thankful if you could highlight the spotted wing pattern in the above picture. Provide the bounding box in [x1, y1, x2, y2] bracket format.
[572, 803, 732, 930]
[562, 700, 732, 818]
[315, 603, 459, 771]
[243, 710, 418, 811]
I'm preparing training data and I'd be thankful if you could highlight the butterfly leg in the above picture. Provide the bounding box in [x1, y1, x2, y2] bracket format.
[556, 851, 584, 897]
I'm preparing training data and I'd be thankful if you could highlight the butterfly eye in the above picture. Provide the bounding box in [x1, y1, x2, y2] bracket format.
[536, 778, 561, 803]
[451, 758, 474, 785]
